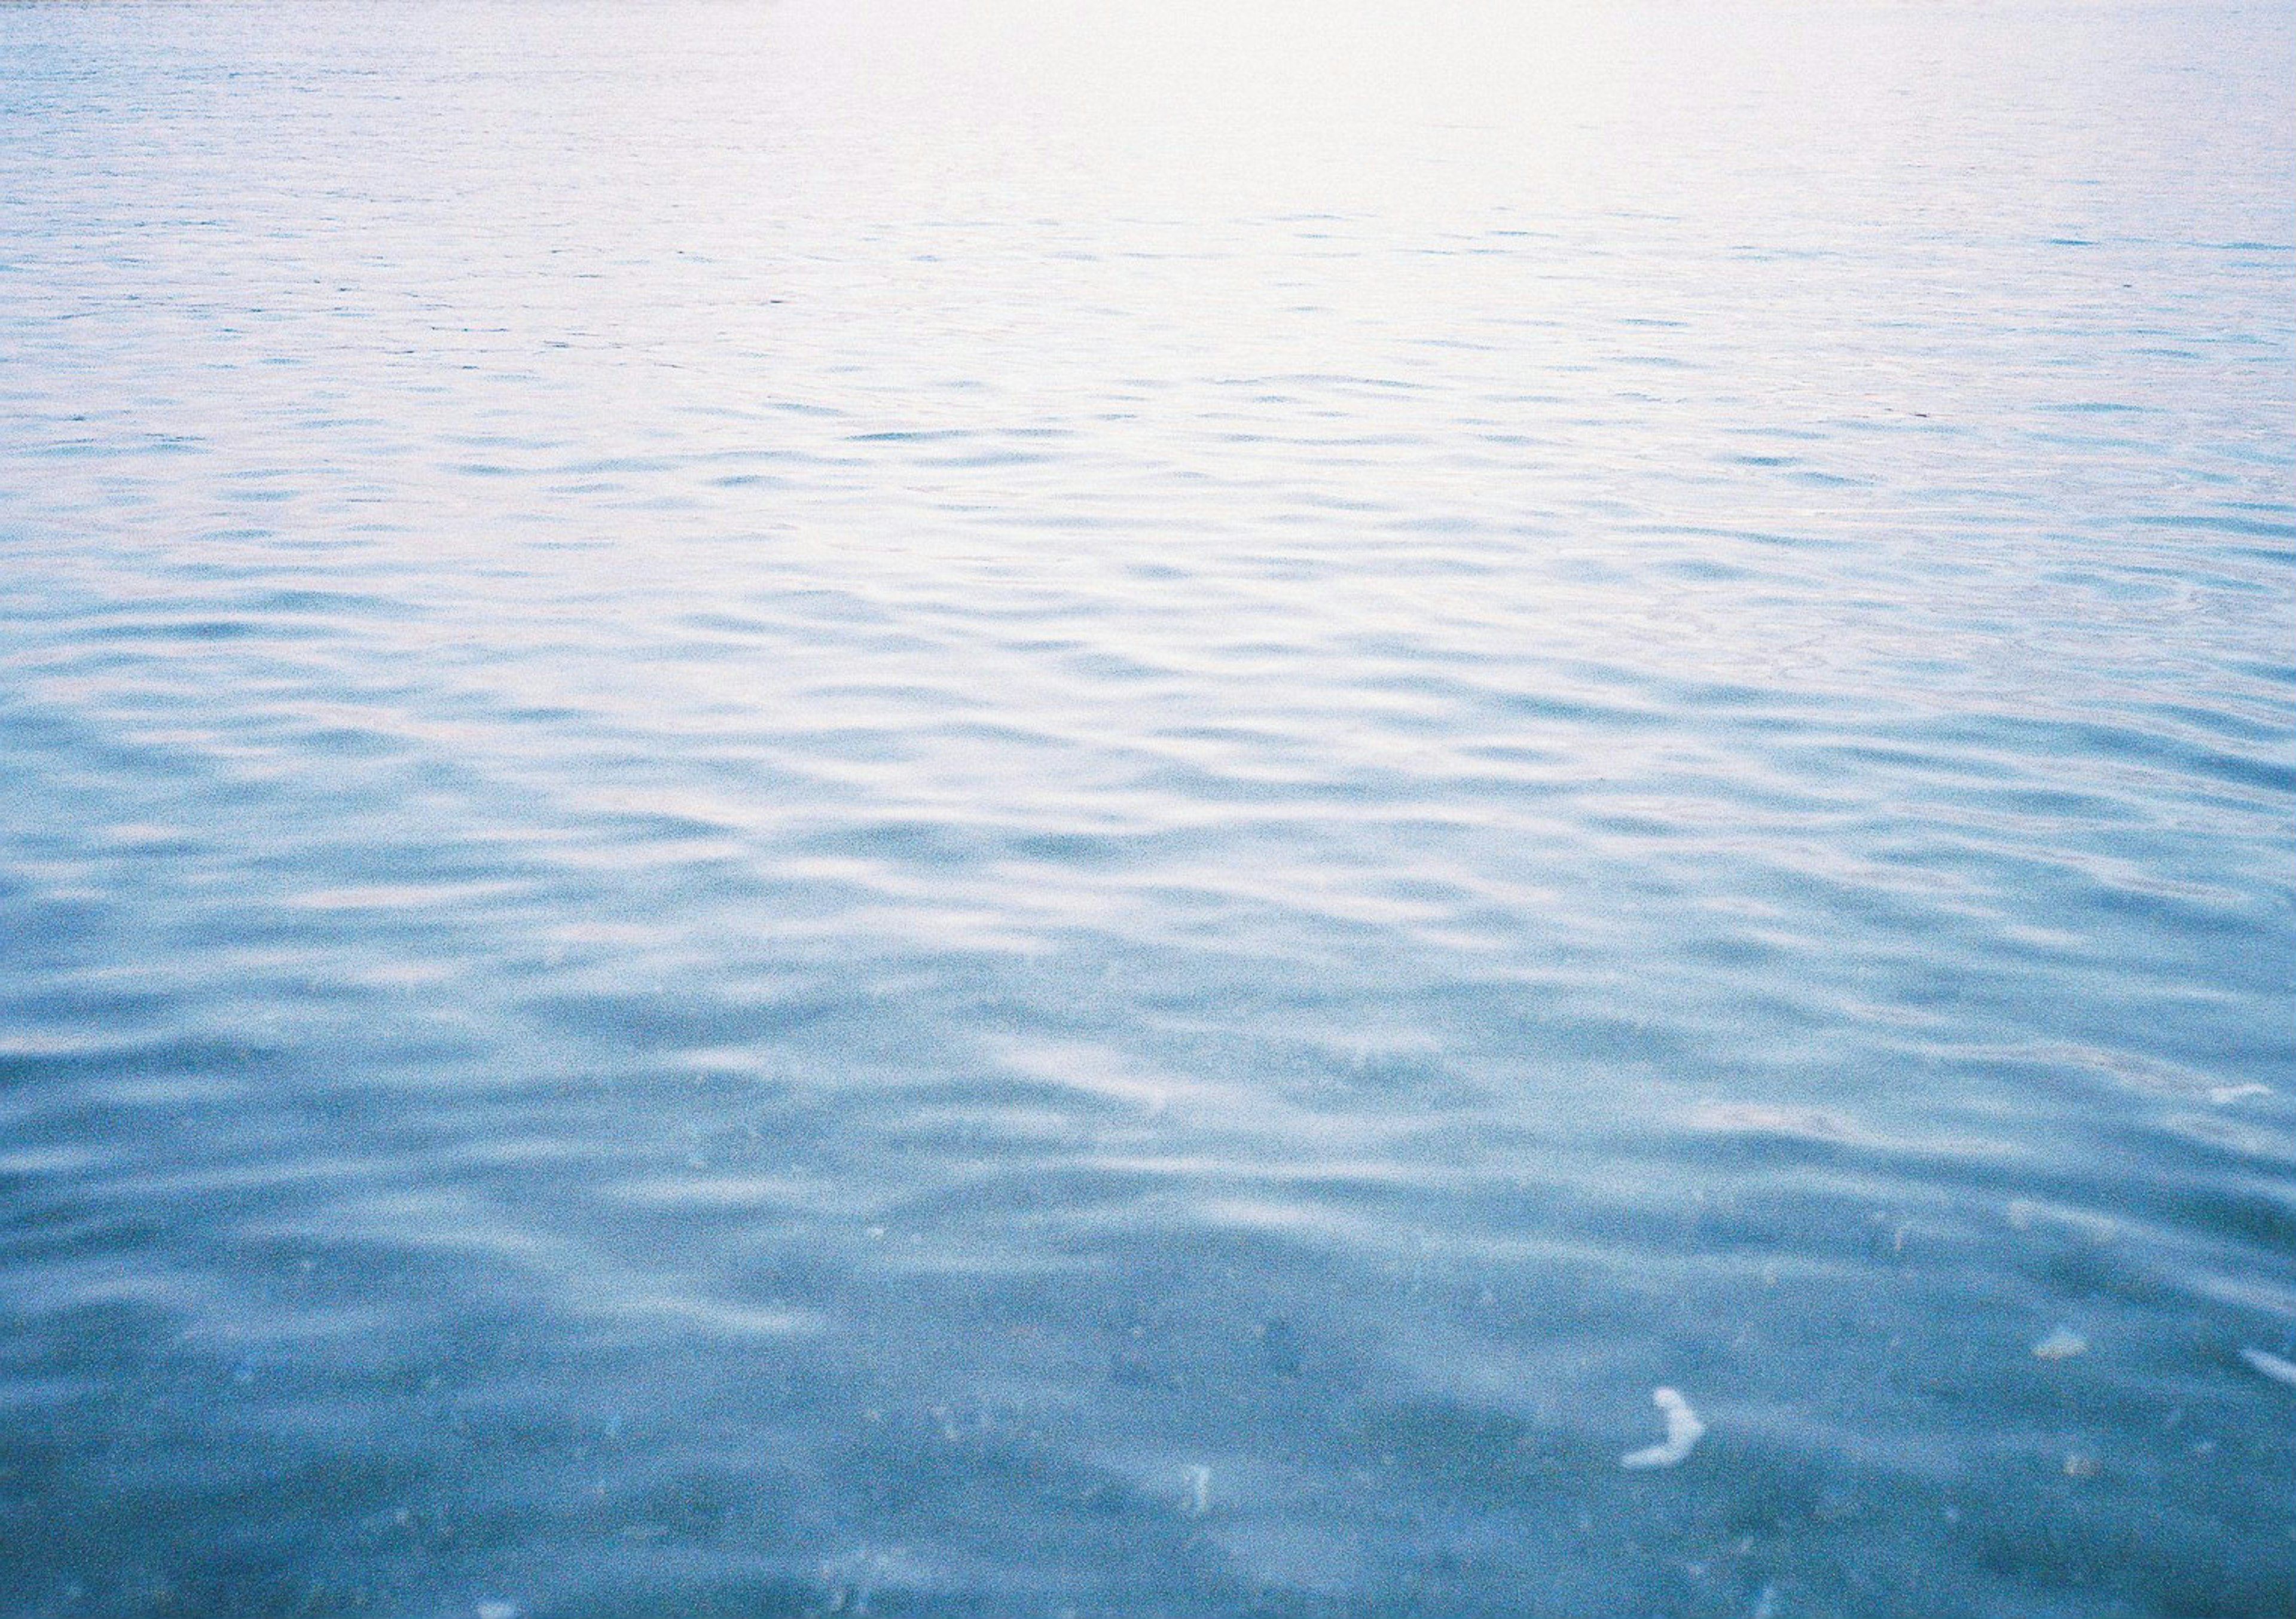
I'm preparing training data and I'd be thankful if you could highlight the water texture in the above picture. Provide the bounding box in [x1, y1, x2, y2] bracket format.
[4, 2, 2294, 1614]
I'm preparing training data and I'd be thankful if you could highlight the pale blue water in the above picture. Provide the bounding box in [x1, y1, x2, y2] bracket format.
[4, 2, 2295, 1615]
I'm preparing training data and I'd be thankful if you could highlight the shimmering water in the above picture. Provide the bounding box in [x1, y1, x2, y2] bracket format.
[4, 2, 2294, 1614]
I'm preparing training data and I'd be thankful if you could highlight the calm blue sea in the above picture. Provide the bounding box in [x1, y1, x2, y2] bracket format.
[4, 2, 2294, 1615]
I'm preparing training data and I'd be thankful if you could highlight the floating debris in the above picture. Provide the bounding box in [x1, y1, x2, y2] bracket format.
[1620, 1386, 1706, 1470]
[1181, 1463, 1213, 1516]
[2033, 1327, 2089, 1361]
[475, 1605, 521, 1619]
[2240, 1346, 2296, 1389]
[2063, 1453, 2100, 1480]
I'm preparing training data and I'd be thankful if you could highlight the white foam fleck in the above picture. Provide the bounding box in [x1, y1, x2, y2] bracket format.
[1620, 1386, 1705, 1470]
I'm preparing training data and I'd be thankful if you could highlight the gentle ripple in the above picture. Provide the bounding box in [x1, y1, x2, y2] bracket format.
[4, 1, 2295, 1615]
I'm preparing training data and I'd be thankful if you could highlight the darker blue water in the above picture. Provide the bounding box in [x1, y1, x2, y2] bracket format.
[4, 2, 2295, 1615]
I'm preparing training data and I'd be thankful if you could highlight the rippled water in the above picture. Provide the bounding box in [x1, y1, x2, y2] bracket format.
[5, 2, 2295, 1614]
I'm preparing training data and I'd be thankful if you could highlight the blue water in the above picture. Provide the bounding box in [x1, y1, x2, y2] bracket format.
[4, 2, 2295, 1614]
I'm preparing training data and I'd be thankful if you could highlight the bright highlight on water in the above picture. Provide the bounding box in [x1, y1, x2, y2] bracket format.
[2, 1, 2292, 1616]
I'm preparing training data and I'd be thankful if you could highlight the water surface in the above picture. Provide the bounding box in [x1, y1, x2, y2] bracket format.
[4, 2, 2295, 1615]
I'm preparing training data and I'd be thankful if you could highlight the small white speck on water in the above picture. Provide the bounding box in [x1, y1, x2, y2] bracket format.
[1620, 1387, 1706, 1470]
